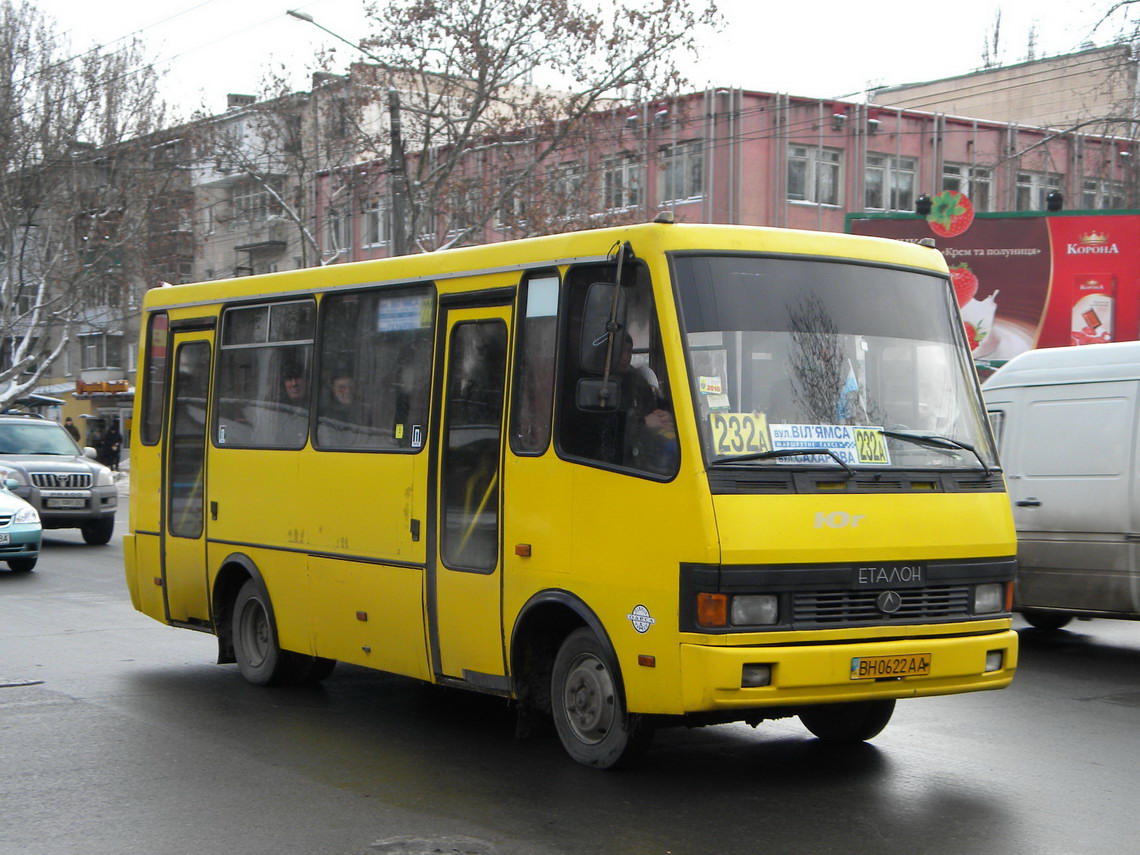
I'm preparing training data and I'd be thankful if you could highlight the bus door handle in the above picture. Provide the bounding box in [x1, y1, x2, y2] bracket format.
[1015, 498, 1041, 508]
[210, 501, 218, 520]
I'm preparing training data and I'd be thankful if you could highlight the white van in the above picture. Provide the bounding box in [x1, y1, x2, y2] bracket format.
[982, 341, 1140, 629]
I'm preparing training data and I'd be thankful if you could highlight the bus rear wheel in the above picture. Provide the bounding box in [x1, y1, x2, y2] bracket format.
[799, 699, 895, 743]
[232, 578, 310, 686]
[551, 628, 653, 768]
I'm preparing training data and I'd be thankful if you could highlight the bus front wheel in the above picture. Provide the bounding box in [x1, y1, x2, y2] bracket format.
[799, 699, 895, 743]
[232, 578, 310, 686]
[551, 628, 653, 768]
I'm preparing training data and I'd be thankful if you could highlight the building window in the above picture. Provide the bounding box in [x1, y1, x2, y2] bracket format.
[326, 207, 351, 254]
[660, 141, 704, 204]
[231, 179, 282, 222]
[1081, 178, 1125, 210]
[602, 154, 642, 210]
[1016, 171, 1062, 211]
[79, 333, 124, 370]
[942, 163, 992, 212]
[865, 154, 916, 211]
[787, 145, 842, 206]
[361, 199, 389, 247]
[548, 161, 586, 220]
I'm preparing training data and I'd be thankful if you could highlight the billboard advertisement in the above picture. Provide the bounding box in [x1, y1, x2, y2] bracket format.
[848, 197, 1140, 371]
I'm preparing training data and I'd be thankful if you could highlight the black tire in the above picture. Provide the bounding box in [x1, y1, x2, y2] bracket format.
[800, 699, 896, 743]
[231, 578, 310, 686]
[550, 627, 653, 768]
[81, 516, 116, 545]
[1022, 610, 1073, 631]
[7, 556, 36, 572]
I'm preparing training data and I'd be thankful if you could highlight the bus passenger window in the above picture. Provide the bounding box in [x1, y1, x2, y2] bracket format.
[215, 300, 315, 449]
[316, 286, 434, 451]
[140, 312, 169, 446]
[510, 273, 559, 455]
[556, 265, 678, 477]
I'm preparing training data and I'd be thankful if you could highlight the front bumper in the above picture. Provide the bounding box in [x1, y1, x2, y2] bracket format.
[679, 628, 1018, 712]
[17, 485, 117, 528]
[0, 524, 42, 559]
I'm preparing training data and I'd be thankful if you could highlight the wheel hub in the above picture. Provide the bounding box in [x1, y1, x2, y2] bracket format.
[562, 653, 616, 744]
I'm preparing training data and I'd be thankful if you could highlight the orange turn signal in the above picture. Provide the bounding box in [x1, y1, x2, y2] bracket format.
[697, 592, 728, 628]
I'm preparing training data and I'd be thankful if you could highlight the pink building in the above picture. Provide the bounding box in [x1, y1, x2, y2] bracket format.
[313, 89, 1136, 260]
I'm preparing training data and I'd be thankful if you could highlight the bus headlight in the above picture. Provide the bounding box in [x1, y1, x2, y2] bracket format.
[732, 594, 779, 626]
[974, 583, 1004, 614]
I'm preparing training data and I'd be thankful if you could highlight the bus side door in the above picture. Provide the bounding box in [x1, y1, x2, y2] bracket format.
[161, 331, 214, 626]
[431, 301, 512, 686]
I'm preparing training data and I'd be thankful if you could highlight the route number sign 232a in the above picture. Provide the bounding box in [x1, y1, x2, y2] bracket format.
[710, 412, 771, 456]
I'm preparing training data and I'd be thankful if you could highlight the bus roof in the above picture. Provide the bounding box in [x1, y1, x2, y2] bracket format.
[142, 221, 949, 312]
[982, 341, 1140, 390]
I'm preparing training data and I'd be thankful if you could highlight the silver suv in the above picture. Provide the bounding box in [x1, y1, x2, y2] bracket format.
[0, 413, 118, 544]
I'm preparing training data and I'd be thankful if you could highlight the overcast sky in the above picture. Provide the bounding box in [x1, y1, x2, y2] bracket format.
[34, 0, 1136, 116]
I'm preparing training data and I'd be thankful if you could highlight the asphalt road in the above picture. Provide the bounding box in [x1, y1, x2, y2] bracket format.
[2, 512, 1137, 855]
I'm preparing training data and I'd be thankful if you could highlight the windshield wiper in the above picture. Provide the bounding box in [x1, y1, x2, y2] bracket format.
[878, 429, 992, 476]
[710, 447, 854, 477]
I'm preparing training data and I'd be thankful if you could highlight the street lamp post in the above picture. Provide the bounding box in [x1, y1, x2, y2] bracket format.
[286, 9, 410, 256]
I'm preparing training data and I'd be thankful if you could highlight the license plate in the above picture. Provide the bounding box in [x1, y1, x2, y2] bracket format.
[0, 533, 8, 544]
[47, 498, 86, 509]
[851, 653, 931, 680]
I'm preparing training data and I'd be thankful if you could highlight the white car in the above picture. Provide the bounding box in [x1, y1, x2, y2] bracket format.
[0, 479, 42, 572]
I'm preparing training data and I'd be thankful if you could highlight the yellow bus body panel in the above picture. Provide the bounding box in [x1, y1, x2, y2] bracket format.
[714, 492, 1017, 565]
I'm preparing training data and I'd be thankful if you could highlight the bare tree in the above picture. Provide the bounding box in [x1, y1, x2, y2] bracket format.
[0, 0, 170, 407]
[981, 9, 1003, 69]
[351, 0, 721, 252]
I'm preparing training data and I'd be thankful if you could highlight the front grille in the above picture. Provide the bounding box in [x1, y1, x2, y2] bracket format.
[0, 513, 11, 526]
[792, 586, 972, 626]
[30, 472, 92, 489]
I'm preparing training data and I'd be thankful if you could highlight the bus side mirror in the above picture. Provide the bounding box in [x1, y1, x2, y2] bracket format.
[576, 377, 623, 412]
[579, 282, 626, 374]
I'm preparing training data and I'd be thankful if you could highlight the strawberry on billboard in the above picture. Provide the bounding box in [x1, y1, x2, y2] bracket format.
[847, 196, 1140, 371]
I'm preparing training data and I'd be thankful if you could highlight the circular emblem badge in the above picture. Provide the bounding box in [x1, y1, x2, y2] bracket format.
[626, 604, 656, 633]
[876, 591, 903, 614]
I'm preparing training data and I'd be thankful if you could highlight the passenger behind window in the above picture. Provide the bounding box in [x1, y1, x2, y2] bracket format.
[615, 333, 678, 472]
[269, 357, 310, 447]
[317, 368, 381, 447]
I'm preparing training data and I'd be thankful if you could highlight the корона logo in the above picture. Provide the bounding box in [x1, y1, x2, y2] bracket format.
[1067, 231, 1120, 254]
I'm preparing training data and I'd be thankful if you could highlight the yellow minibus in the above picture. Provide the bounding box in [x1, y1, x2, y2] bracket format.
[125, 220, 1017, 767]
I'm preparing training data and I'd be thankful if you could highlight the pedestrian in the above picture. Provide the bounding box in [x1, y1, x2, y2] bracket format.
[63, 417, 80, 442]
[102, 421, 123, 471]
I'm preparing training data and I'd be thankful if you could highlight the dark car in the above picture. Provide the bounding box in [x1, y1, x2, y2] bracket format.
[0, 413, 118, 544]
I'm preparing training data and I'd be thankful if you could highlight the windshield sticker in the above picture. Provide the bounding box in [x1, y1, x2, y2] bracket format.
[627, 604, 656, 633]
[705, 393, 731, 412]
[711, 412, 771, 456]
[698, 376, 723, 395]
[769, 424, 891, 466]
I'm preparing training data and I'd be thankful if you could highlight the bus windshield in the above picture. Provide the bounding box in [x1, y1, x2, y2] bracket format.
[672, 254, 998, 471]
